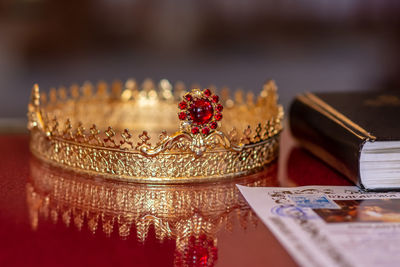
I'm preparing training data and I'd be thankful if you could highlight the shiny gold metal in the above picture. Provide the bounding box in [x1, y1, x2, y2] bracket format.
[28, 79, 283, 183]
[27, 158, 278, 266]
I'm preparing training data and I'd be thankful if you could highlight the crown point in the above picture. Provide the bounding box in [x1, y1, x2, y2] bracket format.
[262, 80, 277, 97]
[31, 84, 41, 107]
[203, 89, 211, 97]
[159, 79, 172, 91]
[33, 83, 39, 92]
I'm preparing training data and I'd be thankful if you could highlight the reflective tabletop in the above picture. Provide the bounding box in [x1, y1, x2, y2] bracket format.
[0, 130, 350, 267]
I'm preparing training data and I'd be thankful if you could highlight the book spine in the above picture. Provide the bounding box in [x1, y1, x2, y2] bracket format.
[289, 95, 366, 188]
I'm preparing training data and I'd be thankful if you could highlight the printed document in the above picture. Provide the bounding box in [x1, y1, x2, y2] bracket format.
[237, 185, 400, 267]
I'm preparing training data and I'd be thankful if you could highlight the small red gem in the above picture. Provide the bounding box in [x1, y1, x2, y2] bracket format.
[215, 113, 222, 121]
[178, 112, 187, 120]
[178, 101, 187, 109]
[203, 89, 211, 97]
[210, 121, 218, 129]
[184, 94, 193, 101]
[216, 104, 223, 112]
[189, 99, 214, 125]
[191, 127, 199, 134]
[212, 95, 219, 103]
[202, 127, 210, 135]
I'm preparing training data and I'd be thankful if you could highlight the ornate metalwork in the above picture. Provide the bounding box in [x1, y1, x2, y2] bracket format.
[28, 79, 283, 183]
[27, 159, 279, 266]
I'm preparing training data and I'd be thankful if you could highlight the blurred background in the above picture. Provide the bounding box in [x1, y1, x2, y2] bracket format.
[1, 0, 400, 132]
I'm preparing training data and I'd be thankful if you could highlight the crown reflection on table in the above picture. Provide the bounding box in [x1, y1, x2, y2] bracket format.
[27, 158, 278, 266]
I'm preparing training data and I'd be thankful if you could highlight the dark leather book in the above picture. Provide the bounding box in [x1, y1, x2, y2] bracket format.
[289, 90, 400, 190]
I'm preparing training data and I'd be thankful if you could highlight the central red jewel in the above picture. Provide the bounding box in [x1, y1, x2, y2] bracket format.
[189, 99, 214, 125]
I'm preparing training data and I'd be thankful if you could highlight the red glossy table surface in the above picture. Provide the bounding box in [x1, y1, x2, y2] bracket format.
[0, 131, 350, 267]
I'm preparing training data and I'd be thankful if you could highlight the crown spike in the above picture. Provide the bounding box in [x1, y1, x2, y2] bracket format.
[158, 79, 173, 101]
[49, 88, 57, 103]
[58, 86, 68, 101]
[125, 78, 137, 90]
[136, 217, 151, 243]
[141, 78, 157, 100]
[246, 92, 254, 106]
[265, 79, 277, 91]
[174, 81, 186, 100]
[220, 86, 229, 100]
[122, 79, 138, 101]
[39, 195, 50, 220]
[136, 131, 151, 149]
[50, 209, 59, 224]
[87, 212, 99, 234]
[104, 126, 117, 148]
[70, 84, 80, 99]
[49, 116, 59, 136]
[62, 209, 72, 228]
[261, 79, 277, 98]
[96, 80, 108, 98]
[111, 80, 122, 99]
[253, 123, 262, 142]
[234, 89, 244, 105]
[118, 214, 134, 238]
[227, 127, 239, 144]
[63, 119, 73, 140]
[102, 214, 115, 237]
[74, 122, 87, 143]
[263, 120, 272, 139]
[28, 84, 45, 130]
[40, 92, 47, 105]
[73, 208, 85, 231]
[120, 128, 134, 150]
[241, 126, 252, 144]
[26, 183, 39, 230]
[31, 84, 40, 107]
[82, 81, 93, 98]
[142, 78, 155, 92]
[88, 124, 103, 146]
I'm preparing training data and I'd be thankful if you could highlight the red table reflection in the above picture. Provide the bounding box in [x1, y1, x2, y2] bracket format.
[0, 130, 350, 267]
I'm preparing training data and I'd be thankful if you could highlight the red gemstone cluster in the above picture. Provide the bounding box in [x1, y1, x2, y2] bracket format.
[178, 89, 223, 135]
[174, 234, 218, 266]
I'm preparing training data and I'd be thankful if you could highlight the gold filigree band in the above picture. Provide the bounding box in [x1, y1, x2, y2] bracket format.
[28, 79, 283, 183]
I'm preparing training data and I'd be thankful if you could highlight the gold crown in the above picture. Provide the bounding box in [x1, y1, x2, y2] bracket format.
[27, 158, 278, 266]
[28, 79, 283, 183]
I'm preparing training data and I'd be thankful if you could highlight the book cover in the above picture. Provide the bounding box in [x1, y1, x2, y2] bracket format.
[289, 90, 400, 190]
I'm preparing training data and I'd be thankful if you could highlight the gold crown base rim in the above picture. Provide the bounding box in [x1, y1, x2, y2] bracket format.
[30, 129, 280, 184]
[30, 150, 279, 184]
